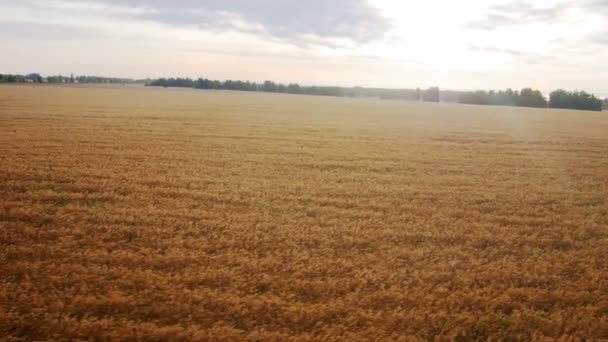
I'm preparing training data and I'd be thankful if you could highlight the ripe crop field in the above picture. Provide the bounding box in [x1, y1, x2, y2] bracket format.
[1, 85, 608, 340]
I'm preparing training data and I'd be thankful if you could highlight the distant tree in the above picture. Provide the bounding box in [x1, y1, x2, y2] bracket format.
[549, 89, 569, 109]
[305, 86, 344, 97]
[501, 88, 517, 106]
[25, 73, 43, 82]
[224, 80, 237, 90]
[457, 88, 546, 108]
[287, 83, 301, 94]
[262, 80, 277, 92]
[148, 78, 167, 87]
[344, 88, 356, 97]
[603, 98, 608, 111]
[580, 92, 603, 111]
[0, 73, 135, 84]
[549, 89, 603, 111]
[460, 90, 489, 105]
[148, 78, 194, 88]
[194, 78, 212, 89]
[439, 90, 460, 103]
[422, 87, 440, 102]
[7, 74, 19, 82]
[517, 88, 547, 108]
[379, 89, 418, 100]
[141, 75, 606, 111]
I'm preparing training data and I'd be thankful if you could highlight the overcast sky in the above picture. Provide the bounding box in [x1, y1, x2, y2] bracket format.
[1, 0, 607, 94]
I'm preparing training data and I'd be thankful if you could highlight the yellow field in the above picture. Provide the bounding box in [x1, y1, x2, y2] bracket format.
[1, 85, 608, 340]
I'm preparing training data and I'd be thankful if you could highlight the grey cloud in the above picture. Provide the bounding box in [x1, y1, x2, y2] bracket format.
[579, 1, 608, 46]
[50, 0, 392, 45]
[464, 0, 608, 58]
[467, 44, 566, 66]
[465, 0, 570, 30]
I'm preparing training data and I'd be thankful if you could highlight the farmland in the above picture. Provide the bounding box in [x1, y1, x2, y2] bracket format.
[1, 84, 608, 340]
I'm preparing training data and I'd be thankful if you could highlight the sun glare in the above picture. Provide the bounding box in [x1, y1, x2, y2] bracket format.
[364, 0, 606, 74]
[365, 0, 510, 71]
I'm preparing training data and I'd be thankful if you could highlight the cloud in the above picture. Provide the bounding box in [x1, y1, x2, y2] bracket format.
[0, 21, 94, 40]
[467, 44, 569, 67]
[461, 0, 608, 68]
[468, 45, 527, 57]
[466, 0, 608, 32]
[465, 0, 571, 30]
[26, 0, 391, 46]
[465, 13, 517, 30]
[591, 31, 608, 45]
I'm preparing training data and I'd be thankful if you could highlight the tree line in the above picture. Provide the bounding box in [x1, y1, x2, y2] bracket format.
[148, 78, 444, 102]
[547, 90, 604, 112]
[452, 88, 547, 108]
[147, 78, 605, 111]
[149, 78, 358, 98]
[451, 88, 604, 111]
[0, 73, 149, 84]
[2, 72, 605, 111]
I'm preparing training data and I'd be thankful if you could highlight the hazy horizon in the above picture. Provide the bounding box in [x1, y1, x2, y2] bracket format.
[2, 1, 607, 96]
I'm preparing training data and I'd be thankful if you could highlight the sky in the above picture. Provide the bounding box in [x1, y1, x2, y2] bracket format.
[1, 0, 607, 94]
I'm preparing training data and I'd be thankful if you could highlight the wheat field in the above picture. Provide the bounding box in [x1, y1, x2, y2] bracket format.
[1, 85, 607, 341]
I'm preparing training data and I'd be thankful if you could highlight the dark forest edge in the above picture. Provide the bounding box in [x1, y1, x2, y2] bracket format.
[147, 78, 607, 112]
[0, 73, 152, 85]
[1, 72, 606, 111]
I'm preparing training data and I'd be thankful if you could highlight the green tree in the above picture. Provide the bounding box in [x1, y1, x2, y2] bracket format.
[25, 73, 43, 82]
[517, 88, 547, 108]
[549, 90, 603, 111]
[287, 83, 301, 94]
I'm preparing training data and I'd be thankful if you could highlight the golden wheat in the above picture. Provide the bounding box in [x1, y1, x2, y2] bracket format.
[1, 85, 608, 341]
